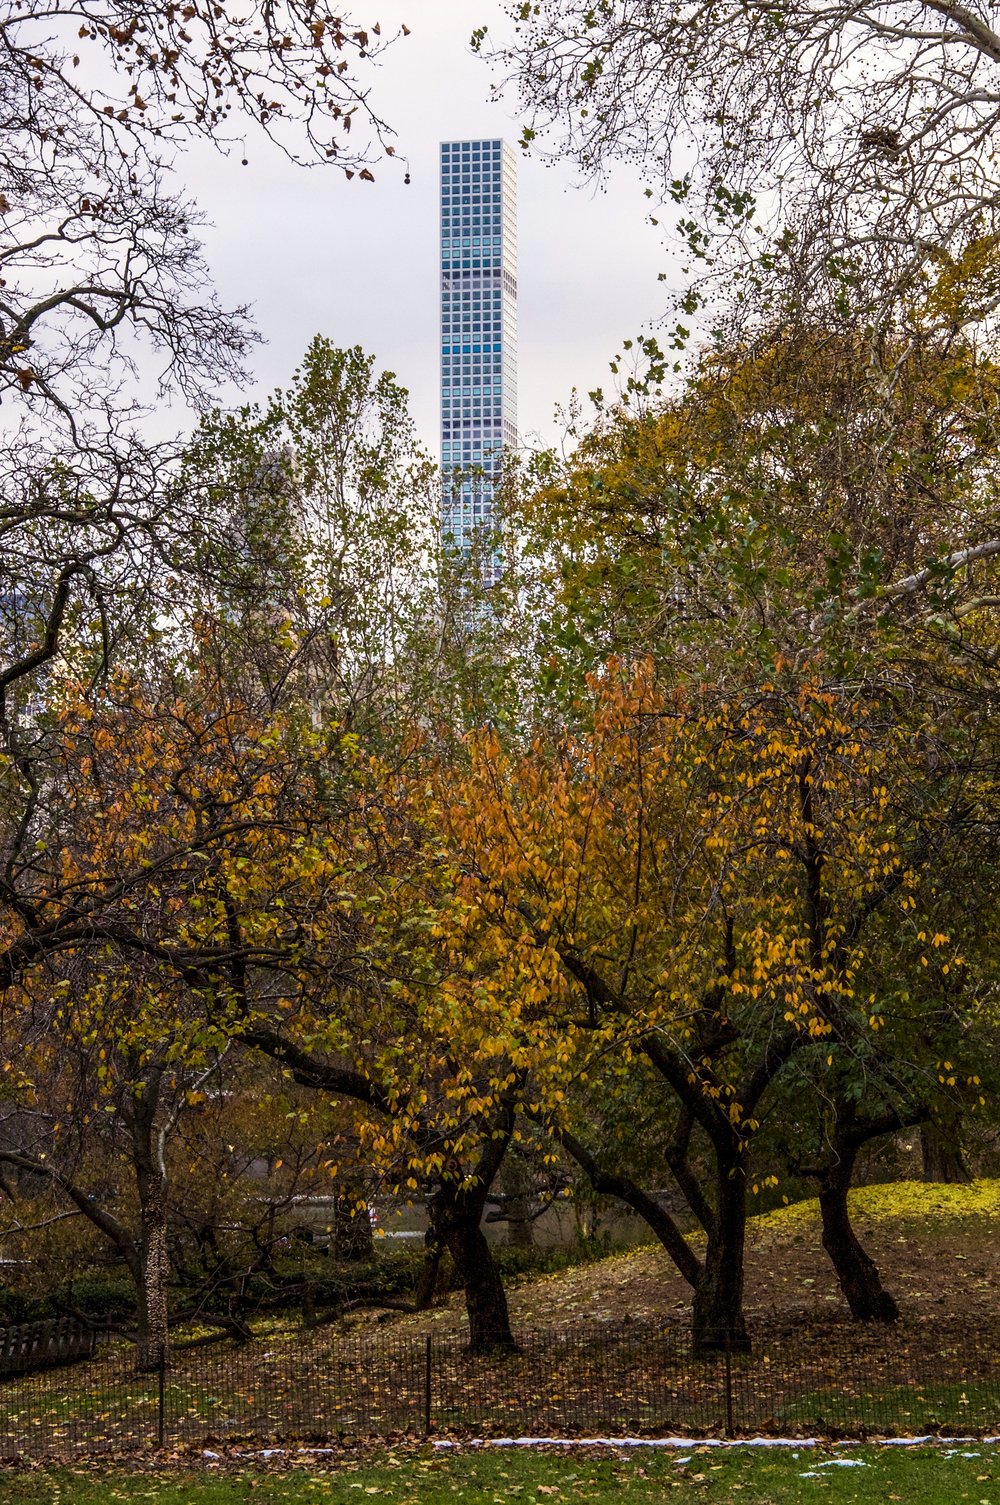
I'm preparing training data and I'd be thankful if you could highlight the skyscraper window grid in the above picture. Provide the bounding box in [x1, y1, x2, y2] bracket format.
[439, 139, 517, 578]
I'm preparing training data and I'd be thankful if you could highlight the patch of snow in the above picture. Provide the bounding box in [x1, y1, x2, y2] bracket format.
[232, 1447, 338, 1460]
[434, 1435, 1000, 1452]
[433, 1437, 817, 1450]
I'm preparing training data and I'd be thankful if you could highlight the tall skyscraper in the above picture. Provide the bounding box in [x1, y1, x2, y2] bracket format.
[439, 139, 517, 577]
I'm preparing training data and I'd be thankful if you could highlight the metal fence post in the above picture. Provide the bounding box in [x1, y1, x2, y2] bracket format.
[157, 1343, 166, 1448]
[424, 1334, 433, 1436]
[723, 1332, 734, 1439]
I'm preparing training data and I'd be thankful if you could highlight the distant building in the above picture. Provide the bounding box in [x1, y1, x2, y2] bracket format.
[439, 139, 518, 580]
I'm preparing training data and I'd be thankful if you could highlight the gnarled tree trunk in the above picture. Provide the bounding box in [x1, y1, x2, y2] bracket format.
[637, 1037, 757, 1354]
[819, 1138, 898, 1322]
[428, 1185, 516, 1353]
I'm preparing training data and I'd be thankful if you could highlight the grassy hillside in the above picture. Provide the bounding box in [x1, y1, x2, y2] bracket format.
[373, 1179, 1000, 1341]
[0, 1182, 997, 1457]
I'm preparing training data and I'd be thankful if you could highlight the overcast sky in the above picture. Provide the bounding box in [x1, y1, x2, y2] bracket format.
[186, 1, 669, 453]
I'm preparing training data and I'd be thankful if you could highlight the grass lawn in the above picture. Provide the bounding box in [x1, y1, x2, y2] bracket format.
[2, 1443, 1000, 1504]
[775, 1377, 1000, 1431]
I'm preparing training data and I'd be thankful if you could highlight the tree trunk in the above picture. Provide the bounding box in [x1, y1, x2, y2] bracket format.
[505, 1192, 535, 1248]
[127, 1062, 173, 1371]
[333, 1194, 375, 1260]
[497, 1153, 536, 1249]
[429, 1190, 516, 1353]
[690, 1155, 750, 1354]
[819, 1141, 898, 1322]
[136, 1186, 171, 1371]
[554, 1124, 702, 1287]
[412, 1233, 444, 1310]
[921, 1122, 972, 1184]
[665, 1108, 717, 1236]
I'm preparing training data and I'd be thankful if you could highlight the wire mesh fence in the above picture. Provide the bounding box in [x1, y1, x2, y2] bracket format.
[0, 1319, 997, 1456]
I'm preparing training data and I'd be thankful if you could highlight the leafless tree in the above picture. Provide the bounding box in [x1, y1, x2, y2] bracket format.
[0, 0, 410, 716]
[491, 0, 1000, 325]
